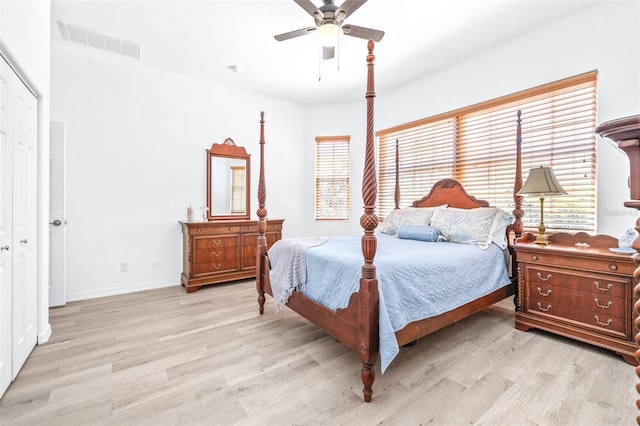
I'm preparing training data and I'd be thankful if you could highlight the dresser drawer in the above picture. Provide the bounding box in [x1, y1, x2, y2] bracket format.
[522, 265, 629, 298]
[188, 224, 240, 235]
[528, 285, 626, 319]
[194, 236, 238, 249]
[195, 246, 239, 263]
[193, 259, 238, 275]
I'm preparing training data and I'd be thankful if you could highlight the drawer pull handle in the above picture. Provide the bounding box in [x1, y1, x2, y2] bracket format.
[229, 227, 233, 231]
[594, 298, 612, 309]
[213, 239, 221, 245]
[537, 302, 551, 312]
[594, 315, 612, 327]
[196, 228, 201, 233]
[609, 264, 618, 271]
[537, 287, 552, 297]
[213, 263, 221, 270]
[537, 272, 552, 282]
[532, 255, 538, 261]
[212, 250, 221, 257]
[594, 282, 613, 292]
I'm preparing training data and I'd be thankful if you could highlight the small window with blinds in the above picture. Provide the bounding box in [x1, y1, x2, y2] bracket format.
[315, 135, 351, 220]
[376, 71, 597, 233]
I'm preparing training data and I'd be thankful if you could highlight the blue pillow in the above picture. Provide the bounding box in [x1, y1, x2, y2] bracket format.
[396, 226, 441, 242]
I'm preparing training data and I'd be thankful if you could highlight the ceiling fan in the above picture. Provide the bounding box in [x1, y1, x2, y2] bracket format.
[274, 0, 385, 60]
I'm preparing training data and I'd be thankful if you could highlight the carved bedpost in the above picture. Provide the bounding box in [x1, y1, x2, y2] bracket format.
[594, 115, 640, 424]
[394, 139, 400, 210]
[512, 110, 525, 313]
[359, 40, 380, 403]
[512, 110, 524, 237]
[256, 111, 267, 314]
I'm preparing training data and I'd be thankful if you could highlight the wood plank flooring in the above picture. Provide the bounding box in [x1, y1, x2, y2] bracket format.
[0, 280, 636, 425]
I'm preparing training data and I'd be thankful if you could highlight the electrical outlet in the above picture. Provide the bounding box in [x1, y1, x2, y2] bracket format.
[151, 258, 158, 269]
[120, 262, 129, 272]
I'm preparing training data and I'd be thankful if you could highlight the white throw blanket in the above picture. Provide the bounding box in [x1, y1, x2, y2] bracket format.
[267, 236, 328, 312]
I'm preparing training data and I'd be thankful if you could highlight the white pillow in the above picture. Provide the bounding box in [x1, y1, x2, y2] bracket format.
[430, 207, 499, 249]
[490, 210, 516, 249]
[379, 205, 447, 235]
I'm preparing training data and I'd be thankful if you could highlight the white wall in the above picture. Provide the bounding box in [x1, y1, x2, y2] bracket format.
[303, 0, 640, 239]
[51, 0, 639, 301]
[0, 0, 52, 343]
[50, 43, 305, 301]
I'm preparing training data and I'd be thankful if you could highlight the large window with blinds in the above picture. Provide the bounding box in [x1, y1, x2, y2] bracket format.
[315, 135, 351, 220]
[376, 71, 597, 233]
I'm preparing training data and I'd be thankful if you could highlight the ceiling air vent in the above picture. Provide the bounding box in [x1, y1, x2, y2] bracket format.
[58, 21, 140, 59]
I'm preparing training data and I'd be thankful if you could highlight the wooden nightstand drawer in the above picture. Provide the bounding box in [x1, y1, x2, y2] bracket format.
[525, 299, 629, 338]
[527, 285, 626, 318]
[523, 265, 629, 298]
[518, 251, 636, 276]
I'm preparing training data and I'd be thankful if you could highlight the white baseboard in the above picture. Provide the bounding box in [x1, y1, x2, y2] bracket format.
[38, 323, 52, 344]
[66, 279, 180, 303]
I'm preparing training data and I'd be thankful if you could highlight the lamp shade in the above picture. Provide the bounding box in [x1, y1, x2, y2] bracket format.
[316, 23, 343, 47]
[518, 166, 568, 196]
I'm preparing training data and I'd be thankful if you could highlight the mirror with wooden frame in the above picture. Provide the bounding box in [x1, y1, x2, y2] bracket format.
[206, 138, 250, 220]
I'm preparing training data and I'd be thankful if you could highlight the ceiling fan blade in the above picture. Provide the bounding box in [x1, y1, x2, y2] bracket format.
[335, 0, 367, 21]
[322, 46, 335, 60]
[294, 0, 323, 19]
[342, 24, 384, 42]
[274, 26, 317, 41]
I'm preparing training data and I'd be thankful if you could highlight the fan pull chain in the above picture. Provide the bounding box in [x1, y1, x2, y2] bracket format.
[318, 43, 322, 81]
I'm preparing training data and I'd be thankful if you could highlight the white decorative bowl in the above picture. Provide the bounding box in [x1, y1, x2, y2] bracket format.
[618, 227, 638, 249]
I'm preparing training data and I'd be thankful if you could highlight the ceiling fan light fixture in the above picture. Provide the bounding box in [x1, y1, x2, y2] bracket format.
[316, 22, 343, 47]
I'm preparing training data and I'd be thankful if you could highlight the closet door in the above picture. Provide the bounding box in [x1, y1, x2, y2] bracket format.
[10, 60, 37, 380]
[0, 57, 13, 398]
[0, 56, 37, 395]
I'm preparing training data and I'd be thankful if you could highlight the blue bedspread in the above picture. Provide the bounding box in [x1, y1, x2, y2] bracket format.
[300, 233, 511, 373]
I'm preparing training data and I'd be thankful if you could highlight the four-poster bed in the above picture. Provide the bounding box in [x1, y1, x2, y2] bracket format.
[254, 40, 523, 402]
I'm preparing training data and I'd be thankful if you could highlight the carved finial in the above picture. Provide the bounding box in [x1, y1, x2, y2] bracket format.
[260, 111, 264, 120]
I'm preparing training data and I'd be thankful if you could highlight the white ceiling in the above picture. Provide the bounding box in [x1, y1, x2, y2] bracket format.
[50, 0, 600, 105]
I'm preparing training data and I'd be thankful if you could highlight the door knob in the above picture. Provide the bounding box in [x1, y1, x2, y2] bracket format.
[0, 245, 8, 251]
[50, 219, 62, 226]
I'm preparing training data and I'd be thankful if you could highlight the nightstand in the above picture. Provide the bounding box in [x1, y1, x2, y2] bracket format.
[514, 231, 639, 365]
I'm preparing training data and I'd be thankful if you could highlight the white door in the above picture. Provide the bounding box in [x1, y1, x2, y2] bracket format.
[0, 56, 38, 384]
[0, 57, 13, 398]
[49, 122, 66, 307]
[11, 64, 37, 379]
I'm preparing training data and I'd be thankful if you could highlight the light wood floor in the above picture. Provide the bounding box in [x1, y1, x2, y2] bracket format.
[0, 280, 636, 425]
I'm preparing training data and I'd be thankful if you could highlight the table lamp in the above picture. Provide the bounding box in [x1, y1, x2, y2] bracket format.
[518, 166, 568, 244]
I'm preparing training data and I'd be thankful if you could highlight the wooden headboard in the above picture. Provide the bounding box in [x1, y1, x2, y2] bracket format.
[412, 178, 490, 209]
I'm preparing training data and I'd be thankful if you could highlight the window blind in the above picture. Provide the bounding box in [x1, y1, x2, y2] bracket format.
[315, 135, 350, 220]
[377, 71, 597, 232]
[230, 166, 246, 213]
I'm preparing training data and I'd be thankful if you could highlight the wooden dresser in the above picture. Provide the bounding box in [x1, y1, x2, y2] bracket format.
[514, 231, 638, 365]
[180, 219, 283, 293]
